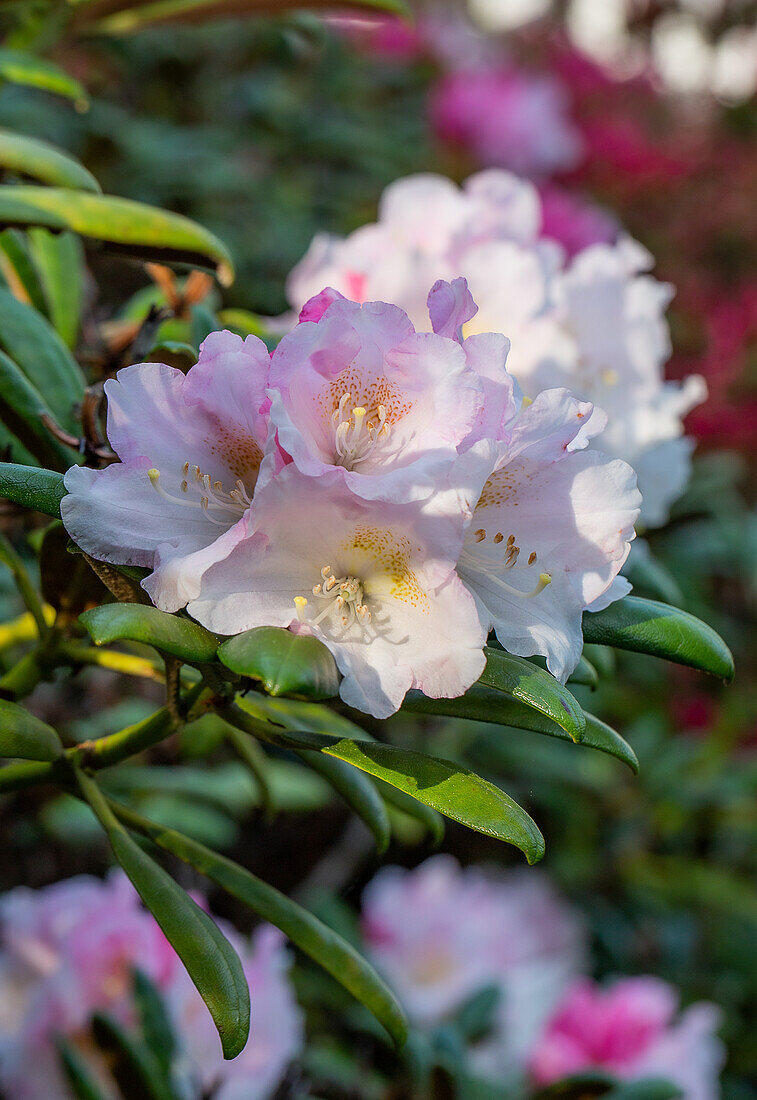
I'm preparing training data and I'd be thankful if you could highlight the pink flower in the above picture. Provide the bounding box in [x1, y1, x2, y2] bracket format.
[430, 67, 584, 179]
[267, 295, 484, 502]
[538, 184, 617, 258]
[62, 330, 274, 612]
[189, 464, 487, 719]
[530, 977, 725, 1100]
[362, 856, 586, 1078]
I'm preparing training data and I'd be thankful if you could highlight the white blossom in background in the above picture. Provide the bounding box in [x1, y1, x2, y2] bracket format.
[361, 856, 587, 1080]
[287, 170, 705, 528]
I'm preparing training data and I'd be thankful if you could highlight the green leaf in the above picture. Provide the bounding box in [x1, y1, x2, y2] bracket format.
[56, 1036, 109, 1100]
[567, 654, 599, 689]
[0, 287, 85, 433]
[91, 1012, 173, 1100]
[218, 626, 339, 700]
[0, 130, 100, 192]
[0, 228, 47, 314]
[28, 230, 84, 348]
[112, 800, 408, 1048]
[0, 186, 234, 286]
[479, 647, 586, 742]
[0, 698, 62, 760]
[234, 704, 544, 863]
[0, 49, 88, 107]
[582, 596, 734, 682]
[0, 464, 69, 523]
[402, 686, 638, 773]
[298, 749, 391, 853]
[132, 968, 177, 1082]
[0, 349, 78, 468]
[77, 771, 250, 1061]
[624, 546, 685, 607]
[372, 777, 445, 844]
[80, 603, 219, 664]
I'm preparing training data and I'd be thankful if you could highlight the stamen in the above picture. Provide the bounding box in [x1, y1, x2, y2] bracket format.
[148, 464, 251, 524]
[294, 567, 371, 638]
[331, 392, 394, 471]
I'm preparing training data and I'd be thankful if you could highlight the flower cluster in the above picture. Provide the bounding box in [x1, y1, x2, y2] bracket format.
[64, 281, 640, 717]
[287, 170, 705, 528]
[0, 873, 302, 1100]
[361, 857, 725, 1097]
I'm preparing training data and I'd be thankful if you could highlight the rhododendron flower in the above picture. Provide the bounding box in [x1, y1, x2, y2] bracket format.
[267, 295, 484, 502]
[530, 977, 725, 1100]
[0, 874, 302, 1100]
[189, 465, 487, 719]
[430, 67, 584, 179]
[287, 170, 705, 527]
[538, 183, 617, 257]
[362, 856, 586, 1077]
[61, 330, 273, 612]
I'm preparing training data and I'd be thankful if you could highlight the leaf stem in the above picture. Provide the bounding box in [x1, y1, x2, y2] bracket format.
[0, 531, 48, 634]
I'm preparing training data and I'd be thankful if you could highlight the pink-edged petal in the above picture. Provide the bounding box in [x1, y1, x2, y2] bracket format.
[508, 388, 605, 461]
[427, 277, 478, 342]
[298, 286, 347, 323]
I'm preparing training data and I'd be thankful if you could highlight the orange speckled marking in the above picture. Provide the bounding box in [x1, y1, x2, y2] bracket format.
[476, 461, 534, 510]
[343, 525, 429, 611]
[205, 418, 263, 483]
[327, 369, 414, 425]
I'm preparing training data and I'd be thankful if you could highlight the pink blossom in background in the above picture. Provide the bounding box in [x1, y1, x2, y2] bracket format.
[0, 874, 302, 1100]
[361, 856, 586, 1079]
[530, 977, 725, 1100]
[538, 184, 617, 257]
[327, 14, 424, 61]
[430, 67, 584, 179]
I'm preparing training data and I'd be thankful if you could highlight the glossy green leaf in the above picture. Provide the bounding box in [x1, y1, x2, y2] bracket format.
[80, 603, 219, 663]
[372, 778, 445, 844]
[582, 596, 734, 681]
[234, 704, 544, 863]
[0, 288, 85, 433]
[56, 1036, 109, 1100]
[0, 130, 100, 192]
[0, 349, 78, 468]
[28, 230, 85, 348]
[0, 698, 63, 761]
[0, 187, 234, 286]
[298, 749, 391, 853]
[402, 686, 638, 773]
[112, 800, 408, 1048]
[91, 1012, 172, 1100]
[0, 462, 65, 517]
[0, 49, 88, 107]
[78, 772, 250, 1060]
[479, 646, 586, 742]
[218, 626, 339, 700]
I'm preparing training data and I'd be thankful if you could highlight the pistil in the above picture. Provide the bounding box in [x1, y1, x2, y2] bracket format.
[332, 392, 391, 470]
[148, 464, 252, 526]
[294, 565, 372, 636]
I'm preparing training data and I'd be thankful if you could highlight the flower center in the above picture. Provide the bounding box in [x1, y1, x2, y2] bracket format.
[294, 565, 373, 637]
[148, 463, 252, 526]
[332, 392, 392, 471]
[459, 527, 552, 599]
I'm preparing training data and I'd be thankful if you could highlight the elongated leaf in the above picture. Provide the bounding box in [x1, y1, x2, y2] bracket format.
[0, 130, 100, 192]
[132, 968, 176, 1082]
[218, 626, 339, 700]
[0, 463, 66, 516]
[567, 654, 598, 688]
[78, 772, 249, 1060]
[80, 603, 219, 663]
[112, 801, 408, 1048]
[28, 230, 84, 348]
[479, 647, 586, 742]
[234, 704, 544, 862]
[0, 288, 85, 432]
[402, 686, 638, 773]
[0, 187, 234, 286]
[0, 228, 47, 313]
[582, 597, 734, 682]
[91, 1012, 172, 1100]
[56, 1036, 109, 1100]
[299, 749, 391, 853]
[78, 0, 409, 35]
[0, 49, 88, 106]
[0, 698, 62, 760]
[372, 777, 445, 844]
[0, 349, 77, 468]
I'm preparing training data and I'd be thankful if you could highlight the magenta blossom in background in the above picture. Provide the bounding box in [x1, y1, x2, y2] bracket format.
[430, 67, 584, 179]
[538, 184, 617, 258]
[0, 874, 302, 1100]
[530, 977, 725, 1099]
